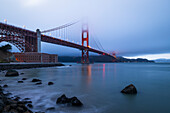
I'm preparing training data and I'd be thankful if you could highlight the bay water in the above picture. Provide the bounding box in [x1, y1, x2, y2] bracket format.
[1, 63, 170, 113]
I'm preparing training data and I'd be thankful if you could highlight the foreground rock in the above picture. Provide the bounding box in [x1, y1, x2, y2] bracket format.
[5, 69, 19, 77]
[56, 94, 83, 106]
[0, 86, 33, 113]
[121, 84, 137, 94]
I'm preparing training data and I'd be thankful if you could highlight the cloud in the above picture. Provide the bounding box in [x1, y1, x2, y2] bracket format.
[0, 0, 170, 58]
[19, 0, 47, 7]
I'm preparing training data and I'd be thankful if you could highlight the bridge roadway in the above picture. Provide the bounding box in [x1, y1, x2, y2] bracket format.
[0, 22, 114, 58]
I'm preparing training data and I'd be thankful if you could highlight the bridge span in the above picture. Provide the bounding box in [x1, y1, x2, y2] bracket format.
[0, 22, 116, 63]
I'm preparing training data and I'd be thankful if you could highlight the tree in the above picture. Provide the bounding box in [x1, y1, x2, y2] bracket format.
[0, 44, 12, 52]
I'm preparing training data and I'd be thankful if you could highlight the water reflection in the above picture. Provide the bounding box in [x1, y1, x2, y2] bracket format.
[81, 64, 92, 84]
[113, 64, 117, 78]
[103, 64, 105, 78]
[87, 65, 92, 76]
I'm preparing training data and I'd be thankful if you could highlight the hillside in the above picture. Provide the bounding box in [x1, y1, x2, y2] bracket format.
[58, 56, 154, 63]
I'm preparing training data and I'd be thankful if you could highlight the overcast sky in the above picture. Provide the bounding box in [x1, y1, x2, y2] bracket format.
[0, 0, 170, 59]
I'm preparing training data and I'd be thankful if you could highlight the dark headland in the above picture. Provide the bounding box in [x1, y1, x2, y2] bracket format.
[58, 55, 154, 63]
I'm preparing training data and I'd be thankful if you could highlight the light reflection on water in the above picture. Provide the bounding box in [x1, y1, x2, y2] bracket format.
[0, 63, 170, 113]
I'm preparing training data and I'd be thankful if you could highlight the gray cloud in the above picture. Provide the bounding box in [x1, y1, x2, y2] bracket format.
[0, 0, 170, 57]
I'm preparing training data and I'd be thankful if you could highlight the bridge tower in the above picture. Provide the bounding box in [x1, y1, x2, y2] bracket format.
[81, 24, 89, 64]
[36, 29, 41, 53]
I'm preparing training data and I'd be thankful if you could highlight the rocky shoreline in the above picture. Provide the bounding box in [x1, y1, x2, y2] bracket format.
[0, 69, 83, 113]
[0, 68, 137, 112]
[0, 85, 33, 113]
[0, 63, 65, 70]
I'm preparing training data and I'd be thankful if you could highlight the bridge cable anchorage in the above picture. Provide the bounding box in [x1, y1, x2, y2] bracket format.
[41, 21, 80, 33]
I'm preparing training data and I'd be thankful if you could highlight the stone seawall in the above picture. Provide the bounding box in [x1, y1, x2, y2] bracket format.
[0, 63, 65, 70]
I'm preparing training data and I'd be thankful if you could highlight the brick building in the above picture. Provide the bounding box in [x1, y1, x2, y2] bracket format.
[13, 52, 58, 63]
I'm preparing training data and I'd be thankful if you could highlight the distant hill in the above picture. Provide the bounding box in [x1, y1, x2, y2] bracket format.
[58, 55, 154, 63]
[154, 59, 170, 63]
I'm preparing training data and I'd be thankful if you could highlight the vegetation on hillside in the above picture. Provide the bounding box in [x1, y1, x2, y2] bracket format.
[0, 44, 12, 52]
[0, 44, 14, 63]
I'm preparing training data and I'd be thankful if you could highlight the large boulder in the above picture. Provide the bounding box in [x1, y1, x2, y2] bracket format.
[56, 94, 83, 106]
[69, 97, 83, 106]
[5, 70, 19, 77]
[56, 94, 68, 104]
[121, 84, 137, 94]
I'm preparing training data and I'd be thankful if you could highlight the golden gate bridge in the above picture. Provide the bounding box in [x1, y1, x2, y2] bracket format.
[0, 20, 116, 63]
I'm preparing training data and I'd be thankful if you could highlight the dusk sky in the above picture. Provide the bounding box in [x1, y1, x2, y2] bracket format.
[0, 0, 170, 60]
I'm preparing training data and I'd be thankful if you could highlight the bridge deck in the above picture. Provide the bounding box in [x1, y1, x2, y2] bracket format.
[0, 22, 115, 58]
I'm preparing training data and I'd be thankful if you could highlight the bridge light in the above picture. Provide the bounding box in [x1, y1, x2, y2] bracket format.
[4, 19, 7, 24]
[23, 25, 26, 29]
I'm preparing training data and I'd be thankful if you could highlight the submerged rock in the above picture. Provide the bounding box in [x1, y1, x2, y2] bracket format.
[48, 82, 54, 85]
[3, 84, 8, 88]
[18, 81, 24, 83]
[27, 104, 33, 108]
[121, 84, 137, 94]
[24, 98, 31, 101]
[35, 82, 42, 85]
[14, 97, 20, 101]
[5, 70, 19, 77]
[22, 78, 27, 80]
[35, 111, 45, 113]
[56, 94, 83, 106]
[20, 73, 24, 75]
[46, 107, 55, 111]
[32, 79, 41, 82]
[4, 93, 12, 96]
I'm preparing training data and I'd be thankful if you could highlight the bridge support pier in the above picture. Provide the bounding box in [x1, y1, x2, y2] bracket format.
[36, 29, 41, 53]
[81, 24, 89, 64]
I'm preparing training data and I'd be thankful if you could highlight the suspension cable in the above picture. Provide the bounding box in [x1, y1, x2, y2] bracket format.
[41, 21, 79, 33]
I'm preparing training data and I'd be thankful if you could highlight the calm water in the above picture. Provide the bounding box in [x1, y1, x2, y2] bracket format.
[1, 63, 170, 113]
